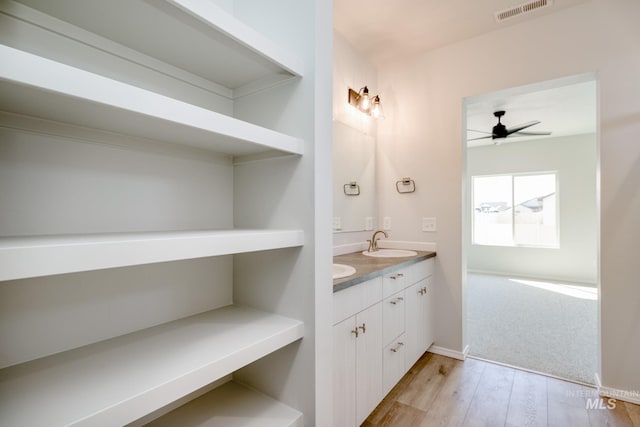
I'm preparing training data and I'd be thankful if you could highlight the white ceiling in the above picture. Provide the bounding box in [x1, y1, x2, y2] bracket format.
[334, 0, 589, 65]
[334, 0, 596, 145]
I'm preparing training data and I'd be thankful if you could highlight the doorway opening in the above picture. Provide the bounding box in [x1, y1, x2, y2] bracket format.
[462, 74, 599, 385]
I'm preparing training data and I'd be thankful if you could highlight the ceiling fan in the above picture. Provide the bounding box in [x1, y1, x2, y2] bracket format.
[468, 110, 551, 142]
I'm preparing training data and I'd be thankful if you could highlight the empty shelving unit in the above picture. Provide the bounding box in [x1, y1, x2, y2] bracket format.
[0, 0, 333, 425]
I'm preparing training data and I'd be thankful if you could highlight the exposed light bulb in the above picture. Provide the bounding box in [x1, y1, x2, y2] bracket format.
[371, 95, 384, 119]
[358, 86, 370, 112]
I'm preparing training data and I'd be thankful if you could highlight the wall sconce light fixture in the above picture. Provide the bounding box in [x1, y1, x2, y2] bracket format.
[348, 86, 384, 118]
[371, 95, 384, 119]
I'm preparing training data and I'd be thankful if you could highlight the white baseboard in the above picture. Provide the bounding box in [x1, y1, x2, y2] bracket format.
[595, 373, 640, 405]
[467, 269, 596, 287]
[428, 344, 469, 361]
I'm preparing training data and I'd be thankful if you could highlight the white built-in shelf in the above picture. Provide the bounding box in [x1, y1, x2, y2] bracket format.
[0, 45, 304, 157]
[0, 229, 304, 281]
[0, 305, 304, 427]
[9, 0, 303, 93]
[146, 381, 303, 427]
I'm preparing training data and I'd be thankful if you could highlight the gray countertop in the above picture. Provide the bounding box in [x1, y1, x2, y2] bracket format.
[333, 250, 436, 292]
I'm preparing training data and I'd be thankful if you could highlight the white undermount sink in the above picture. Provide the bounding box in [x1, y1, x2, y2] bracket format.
[333, 263, 356, 279]
[362, 249, 418, 258]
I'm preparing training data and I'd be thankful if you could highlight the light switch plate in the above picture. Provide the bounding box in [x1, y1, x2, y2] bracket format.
[383, 217, 391, 230]
[365, 217, 374, 231]
[333, 217, 341, 231]
[422, 217, 436, 232]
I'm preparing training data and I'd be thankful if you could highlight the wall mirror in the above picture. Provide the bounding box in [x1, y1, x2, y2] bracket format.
[333, 120, 376, 232]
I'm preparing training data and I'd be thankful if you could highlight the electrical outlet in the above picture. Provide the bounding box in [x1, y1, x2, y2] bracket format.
[383, 217, 391, 230]
[365, 217, 374, 231]
[422, 217, 437, 232]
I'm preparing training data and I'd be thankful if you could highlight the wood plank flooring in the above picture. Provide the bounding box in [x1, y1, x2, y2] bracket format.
[363, 353, 640, 427]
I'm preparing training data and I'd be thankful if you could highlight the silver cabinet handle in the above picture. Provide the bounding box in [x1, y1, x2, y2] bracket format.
[390, 342, 405, 352]
[389, 297, 404, 305]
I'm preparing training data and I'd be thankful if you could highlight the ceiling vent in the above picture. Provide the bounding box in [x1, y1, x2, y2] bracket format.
[495, 0, 552, 22]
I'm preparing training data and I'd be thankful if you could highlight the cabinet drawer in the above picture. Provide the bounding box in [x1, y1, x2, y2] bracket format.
[383, 334, 406, 395]
[404, 258, 433, 287]
[407, 258, 434, 285]
[333, 277, 382, 325]
[382, 269, 408, 298]
[382, 290, 405, 346]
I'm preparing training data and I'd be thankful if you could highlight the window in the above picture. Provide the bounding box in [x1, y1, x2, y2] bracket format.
[472, 173, 558, 247]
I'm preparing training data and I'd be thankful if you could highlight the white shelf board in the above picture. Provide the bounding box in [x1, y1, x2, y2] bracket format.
[12, 0, 303, 90]
[0, 45, 304, 156]
[165, 0, 303, 77]
[0, 305, 304, 427]
[0, 229, 304, 281]
[146, 381, 303, 427]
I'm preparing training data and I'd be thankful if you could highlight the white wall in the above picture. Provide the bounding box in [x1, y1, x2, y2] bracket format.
[333, 32, 377, 136]
[467, 134, 597, 284]
[376, 0, 640, 394]
[332, 32, 379, 247]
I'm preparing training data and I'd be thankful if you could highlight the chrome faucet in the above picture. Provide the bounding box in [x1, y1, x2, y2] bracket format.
[367, 230, 388, 252]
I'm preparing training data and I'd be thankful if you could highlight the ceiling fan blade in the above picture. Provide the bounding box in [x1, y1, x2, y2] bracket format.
[467, 129, 492, 134]
[506, 120, 540, 135]
[467, 135, 493, 141]
[516, 131, 551, 135]
[512, 130, 552, 136]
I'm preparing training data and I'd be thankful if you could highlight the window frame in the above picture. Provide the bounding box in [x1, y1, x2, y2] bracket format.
[471, 171, 560, 249]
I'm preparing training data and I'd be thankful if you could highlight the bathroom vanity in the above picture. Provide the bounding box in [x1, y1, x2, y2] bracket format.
[332, 251, 436, 426]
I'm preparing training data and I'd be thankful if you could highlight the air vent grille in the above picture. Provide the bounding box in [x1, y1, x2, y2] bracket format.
[495, 0, 552, 22]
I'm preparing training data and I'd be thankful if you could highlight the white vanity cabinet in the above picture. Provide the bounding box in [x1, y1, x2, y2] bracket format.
[382, 290, 406, 395]
[333, 256, 435, 426]
[382, 290, 406, 345]
[333, 303, 384, 427]
[333, 277, 384, 427]
[405, 277, 435, 370]
[383, 333, 407, 395]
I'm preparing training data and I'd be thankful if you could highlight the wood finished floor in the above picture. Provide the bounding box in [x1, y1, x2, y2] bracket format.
[363, 353, 640, 427]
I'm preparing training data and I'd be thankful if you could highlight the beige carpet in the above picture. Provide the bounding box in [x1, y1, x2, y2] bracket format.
[466, 273, 597, 384]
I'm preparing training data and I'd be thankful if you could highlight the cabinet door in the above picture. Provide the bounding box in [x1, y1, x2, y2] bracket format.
[423, 276, 435, 351]
[333, 316, 357, 427]
[405, 278, 430, 370]
[355, 302, 383, 426]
